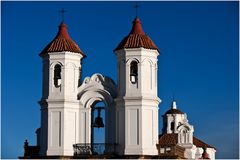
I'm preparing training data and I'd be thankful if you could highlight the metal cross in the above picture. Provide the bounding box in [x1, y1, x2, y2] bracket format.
[60, 8, 67, 22]
[134, 2, 139, 17]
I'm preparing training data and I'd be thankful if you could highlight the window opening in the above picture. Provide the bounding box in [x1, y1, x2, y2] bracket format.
[170, 122, 175, 132]
[54, 64, 61, 87]
[91, 102, 105, 155]
[130, 61, 138, 84]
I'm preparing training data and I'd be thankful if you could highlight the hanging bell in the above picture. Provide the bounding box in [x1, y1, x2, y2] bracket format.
[130, 73, 137, 83]
[93, 117, 104, 128]
[92, 108, 104, 128]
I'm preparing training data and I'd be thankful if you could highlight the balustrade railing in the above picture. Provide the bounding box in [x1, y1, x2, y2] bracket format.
[73, 143, 117, 156]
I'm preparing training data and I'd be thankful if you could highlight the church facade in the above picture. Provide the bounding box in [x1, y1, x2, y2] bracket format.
[21, 16, 216, 159]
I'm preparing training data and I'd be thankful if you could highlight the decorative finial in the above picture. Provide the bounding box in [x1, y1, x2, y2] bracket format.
[134, 2, 139, 17]
[60, 8, 67, 22]
[172, 100, 177, 109]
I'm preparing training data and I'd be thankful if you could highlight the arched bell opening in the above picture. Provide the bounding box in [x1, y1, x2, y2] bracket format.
[90, 101, 106, 155]
[53, 64, 61, 88]
[130, 60, 138, 84]
[74, 74, 118, 157]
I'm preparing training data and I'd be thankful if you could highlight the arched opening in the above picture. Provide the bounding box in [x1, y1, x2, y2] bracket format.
[130, 61, 138, 84]
[183, 130, 187, 143]
[73, 74, 117, 157]
[179, 128, 188, 144]
[91, 101, 106, 154]
[54, 64, 61, 87]
[170, 122, 175, 133]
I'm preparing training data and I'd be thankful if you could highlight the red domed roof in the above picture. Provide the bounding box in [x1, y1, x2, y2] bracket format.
[114, 17, 159, 51]
[39, 22, 85, 57]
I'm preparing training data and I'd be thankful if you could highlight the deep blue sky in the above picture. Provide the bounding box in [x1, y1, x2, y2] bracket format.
[1, 1, 239, 159]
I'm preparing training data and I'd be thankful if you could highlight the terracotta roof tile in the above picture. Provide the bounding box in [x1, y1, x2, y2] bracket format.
[39, 22, 85, 57]
[158, 134, 215, 149]
[193, 136, 215, 149]
[158, 133, 178, 146]
[114, 17, 159, 51]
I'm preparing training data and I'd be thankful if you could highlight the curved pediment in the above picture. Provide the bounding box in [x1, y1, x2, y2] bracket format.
[77, 73, 117, 108]
[177, 123, 194, 133]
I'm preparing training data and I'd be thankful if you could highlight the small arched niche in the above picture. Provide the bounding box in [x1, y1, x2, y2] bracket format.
[91, 101, 106, 144]
[54, 64, 61, 87]
[130, 61, 138, 84]
[170, 122, 175, 133]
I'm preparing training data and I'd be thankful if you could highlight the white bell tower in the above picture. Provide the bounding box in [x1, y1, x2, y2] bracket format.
[38, 22, 85, 156]
[115, 17, 161, 155]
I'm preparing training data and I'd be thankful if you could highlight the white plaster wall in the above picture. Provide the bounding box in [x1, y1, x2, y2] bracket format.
[195, 147, 204, 159]
[45, 100, 80, 156]
[63, 107, 79, 155]
[46, 52, 83, 100]
[115, 48, 160, 155]
[79, 108, 91, 143]
[121, 99, 160, 155]
[40, 51, 83, 156]
[127, 108, 139, 146]
[50, 111, 61, 148]
[182, 144, 196, 159]
[141, 106, 159, 155]
[194, 147, 215, 159]
[115, 48, 159, 98]
[207, 148, 216, 159]
[46, 105, 64, 155]
[166, 115, 174, 133]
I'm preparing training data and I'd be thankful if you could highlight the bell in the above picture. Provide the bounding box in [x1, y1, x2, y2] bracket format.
[130, 73, 137, 83]
[93, 117, 104, 128]
[93, 108, 104, 128]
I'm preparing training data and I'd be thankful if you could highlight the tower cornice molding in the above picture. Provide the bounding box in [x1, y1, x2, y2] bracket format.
[115, 47, 159, 57]
[115, 96, 161, 105]
[38, 99, 79, 106]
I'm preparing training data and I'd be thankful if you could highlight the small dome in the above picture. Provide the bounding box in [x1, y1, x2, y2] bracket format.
[39, 22, 85, 57]
[164, 100, 184, 115]
[165, 109, 184, 115]
[114, 17, 159, 51]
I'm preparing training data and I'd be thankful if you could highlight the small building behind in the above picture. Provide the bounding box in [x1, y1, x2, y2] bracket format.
[157, 101, 216, 159]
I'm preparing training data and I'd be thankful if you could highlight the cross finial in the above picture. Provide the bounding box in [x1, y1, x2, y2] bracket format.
[134, 2, 139, 17]
[172, 93, 177, 109]
[60, 8, 67, 22]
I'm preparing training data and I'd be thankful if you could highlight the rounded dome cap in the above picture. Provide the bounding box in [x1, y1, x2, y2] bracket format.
[114, 17, 159, 51]
[39, 22, 85, 57]
[165, 109, 184, 115]
[164, 100, 184, 115]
